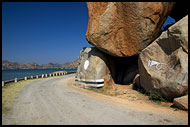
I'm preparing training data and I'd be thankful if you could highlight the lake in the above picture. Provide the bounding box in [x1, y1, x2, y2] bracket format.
[2, 69, 77, 81]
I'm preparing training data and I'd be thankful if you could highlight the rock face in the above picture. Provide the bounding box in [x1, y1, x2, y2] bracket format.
[86, 2, 175, 57]
[173, 95, 188, 110]
[164, 15, 188, 53]
[138, 15, 188, 100]
[75, 47, 112, 87]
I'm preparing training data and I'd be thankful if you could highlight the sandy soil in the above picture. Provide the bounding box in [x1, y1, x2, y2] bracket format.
[70, 78, 188, 122]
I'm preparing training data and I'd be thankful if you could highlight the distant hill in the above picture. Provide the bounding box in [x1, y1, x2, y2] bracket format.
[62, 58, 80, 69]
[2, 58, 80, 70]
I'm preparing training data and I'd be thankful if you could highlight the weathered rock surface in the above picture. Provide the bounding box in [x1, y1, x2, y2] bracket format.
[75, 47, 113, 87]
[86, 2, 175, 57]
[163, 15, 188, 53]
[173, 95, 188, 110]
[138, 15, 188, 100]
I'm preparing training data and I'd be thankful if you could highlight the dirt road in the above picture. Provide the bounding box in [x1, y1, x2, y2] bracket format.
[2, 74, 188, 125]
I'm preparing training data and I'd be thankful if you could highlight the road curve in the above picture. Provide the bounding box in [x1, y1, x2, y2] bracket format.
[2, 74, 187, 125]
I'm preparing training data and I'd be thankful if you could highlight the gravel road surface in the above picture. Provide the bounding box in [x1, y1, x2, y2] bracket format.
[2, 74, 188, 125]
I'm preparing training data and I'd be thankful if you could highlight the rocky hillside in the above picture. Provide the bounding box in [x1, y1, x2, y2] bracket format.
[2, 58, 80, 70]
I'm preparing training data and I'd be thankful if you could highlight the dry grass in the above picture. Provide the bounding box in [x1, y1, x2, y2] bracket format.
[2, 79, 40, 115]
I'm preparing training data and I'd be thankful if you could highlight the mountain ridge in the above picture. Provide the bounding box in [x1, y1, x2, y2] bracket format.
[2, 58, 80, 70]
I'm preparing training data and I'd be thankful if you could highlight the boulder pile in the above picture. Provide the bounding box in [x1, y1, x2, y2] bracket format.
[75, 2, 188, 109]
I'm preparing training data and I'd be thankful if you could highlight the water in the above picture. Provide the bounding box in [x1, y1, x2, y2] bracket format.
[2, 69, 77, 81]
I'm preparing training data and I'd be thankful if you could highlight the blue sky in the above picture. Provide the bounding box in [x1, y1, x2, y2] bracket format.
[161, 16, 175, 31]
[2, 2, 175, 65]
[2, 2, 92, 64]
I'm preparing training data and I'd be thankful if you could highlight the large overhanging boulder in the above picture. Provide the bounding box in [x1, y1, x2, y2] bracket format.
[86, 2, 175, 57]
[138, 15, 188, 100]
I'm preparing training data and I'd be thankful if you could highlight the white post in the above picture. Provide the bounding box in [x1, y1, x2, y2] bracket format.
[36, 75, 38, 79]
[56, 73, 58, 76]
[25, 77, 27, 80]
[49, 74, 51, 77]
[2, 81, 5, 87]
[45, 74, 48, 78]
[31, 76, 33, 79]
[15, 78, 17, 83]
[42, 74, 44, 78]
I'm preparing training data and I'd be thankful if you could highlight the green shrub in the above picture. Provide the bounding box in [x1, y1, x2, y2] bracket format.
[149, 91, 167, 103]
